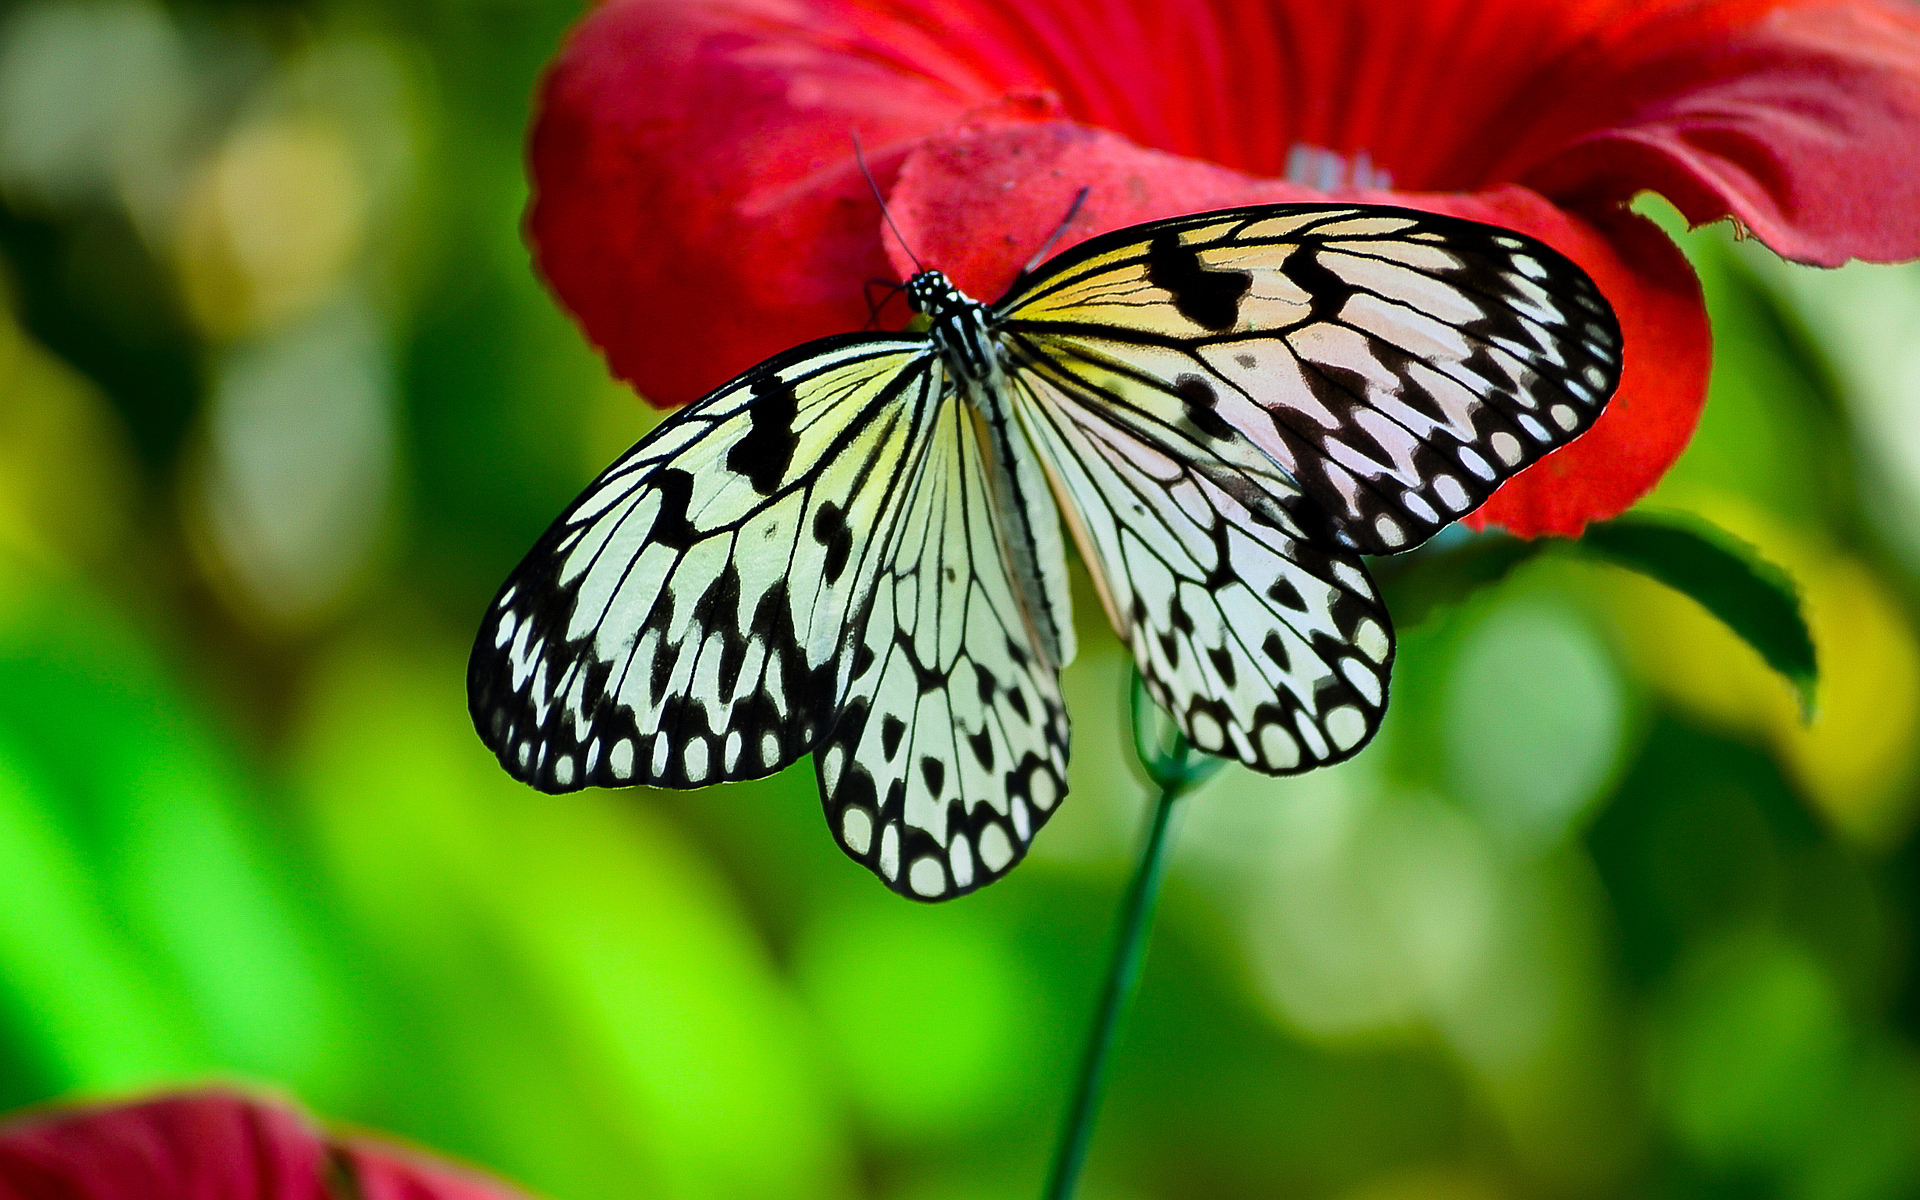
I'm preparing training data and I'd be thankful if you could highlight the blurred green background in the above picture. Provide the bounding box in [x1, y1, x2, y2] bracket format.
[3, 2, 1920, 1198]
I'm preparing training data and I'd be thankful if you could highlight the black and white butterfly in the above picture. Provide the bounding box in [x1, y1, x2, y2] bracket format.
[469, 204, 1622, 900]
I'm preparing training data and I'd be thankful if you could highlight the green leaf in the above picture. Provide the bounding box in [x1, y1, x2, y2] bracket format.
[1575, 511, 1818, 717]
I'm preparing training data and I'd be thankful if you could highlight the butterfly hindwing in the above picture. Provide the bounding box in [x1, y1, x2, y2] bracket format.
[820, 377, 1073, 900]
[1000, 205, 1624, 555]
[1009, 338, 1391, 773]
[469, 335, 941, 793]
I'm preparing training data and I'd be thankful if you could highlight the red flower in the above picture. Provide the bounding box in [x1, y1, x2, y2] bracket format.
[529, 0, 1920, 537]
[0, 1088, 534, 1200]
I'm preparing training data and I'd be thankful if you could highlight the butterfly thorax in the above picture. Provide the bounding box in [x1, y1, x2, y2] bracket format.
[906, 270, 999, 386]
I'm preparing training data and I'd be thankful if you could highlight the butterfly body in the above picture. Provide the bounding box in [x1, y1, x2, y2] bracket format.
[470, 204, 1623, 900]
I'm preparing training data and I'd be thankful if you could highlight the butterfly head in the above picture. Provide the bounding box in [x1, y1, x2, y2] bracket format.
[905, 270, 998, 382]
[904, 270, 967, 318]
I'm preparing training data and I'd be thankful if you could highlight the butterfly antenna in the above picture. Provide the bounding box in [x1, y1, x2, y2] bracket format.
[863, 277, 907, 329]
[853, 131, 924, 274]
[1017, 185, 1091, 281]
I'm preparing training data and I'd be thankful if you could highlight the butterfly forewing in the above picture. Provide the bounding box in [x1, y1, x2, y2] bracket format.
[469, 336, 940, 793]
[999, 205, 1624, 555]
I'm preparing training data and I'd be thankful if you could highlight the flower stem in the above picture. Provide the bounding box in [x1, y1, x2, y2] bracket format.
[1043, 671, 1216, 1200]
[1041, 780, 1181, 1200]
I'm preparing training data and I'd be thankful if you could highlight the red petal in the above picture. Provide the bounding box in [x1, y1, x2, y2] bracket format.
[339, 1139, 532, 1200]
[0, 1090, 534, 1200]
[1507, 1, 1920, 265]
[528, 0, 988, 406]
[533, 0, 1920, 411]
[892, 123, 1710, 536]
[0, 1089, 329, 1200]
[888, 118, 1291, 294]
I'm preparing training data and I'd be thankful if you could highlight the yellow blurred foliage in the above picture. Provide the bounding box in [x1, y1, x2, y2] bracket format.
[0, 298, 132, 569]
[1610, 493, 1920, 847]
[177, 114, 367, 339]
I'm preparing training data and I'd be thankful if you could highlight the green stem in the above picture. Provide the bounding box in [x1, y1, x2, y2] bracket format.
[1042, 776, 1185, 1200]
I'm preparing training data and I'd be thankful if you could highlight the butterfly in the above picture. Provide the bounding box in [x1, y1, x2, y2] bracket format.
[468, 203, 1622, 900]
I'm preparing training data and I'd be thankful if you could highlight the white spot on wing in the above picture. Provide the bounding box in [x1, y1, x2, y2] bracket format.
[1327, 705, 1368, 750]
[1294, 710, 1330, 760]
[909, 856, 947, 897]
[1340, 657, 1383, 705]
[1259, 723, 1300, 769]
[610, 738, 634, 779]
[1190, 711, 1224, 752]
[949, 837, 975, 889]
[1355, 619, 1389, 663]
[841, 806, 873, 855]
[1028, 770, 1057, 813]
[978, 823, 1013, 872]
